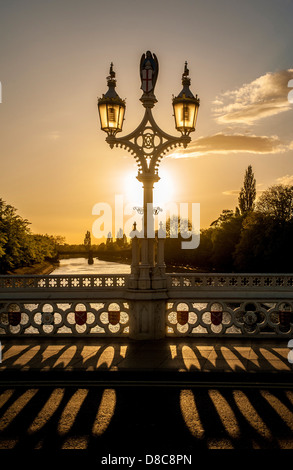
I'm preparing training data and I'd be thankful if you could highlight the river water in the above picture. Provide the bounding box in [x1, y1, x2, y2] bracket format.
[50, 257, 131, 275]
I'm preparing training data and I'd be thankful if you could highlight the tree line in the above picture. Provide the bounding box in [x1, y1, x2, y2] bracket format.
[0, 198, 62, 273]
[57, 229, 130, 255]
[164, 165, 293, 273]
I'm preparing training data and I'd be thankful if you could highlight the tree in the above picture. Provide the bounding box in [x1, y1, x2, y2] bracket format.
[209, 213, 243, 271]
[210, 209, 234, 227]
[116, 229, 128, 248]
[188, 228, 214, 271]
[54, 235, 66, 246]
[165, 215, 192, 238]
[84, 230, 91, 248]
[233, 211, 293, 272]
[256, 184, 293, 222]
[116, 228, 123, 239]
[164, 216, 194, 267]
[0, 198, 32, 272]
[0, 231, 7, 258]
[30, 234, 58, 261]
[106, 232, 113, 242]
[238, 165, 256, 215]
[233, 184, 293, 272]
[0, 198, 60, 273]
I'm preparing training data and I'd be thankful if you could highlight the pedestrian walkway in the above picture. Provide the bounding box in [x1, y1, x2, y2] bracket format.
[1, 337, 292, 376]
[1, 337, 293, 453]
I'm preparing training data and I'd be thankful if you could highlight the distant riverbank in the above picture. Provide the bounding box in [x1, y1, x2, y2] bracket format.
[5, 257, 204, 276]
[6, 260, 58, 275]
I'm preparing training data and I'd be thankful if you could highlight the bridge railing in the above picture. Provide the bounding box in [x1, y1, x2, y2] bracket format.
[0, 275, 131, 337]
[166, 273, 293, 292]
[166, 273, 293, 337]
[0, 274, 129, 293]
[0, 274, 293, 338]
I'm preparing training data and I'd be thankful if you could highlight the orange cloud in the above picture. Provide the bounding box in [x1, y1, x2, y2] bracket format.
[213, 69, 293, 124]
[168, 133, 290, 159]
[276, 175, 293, 186]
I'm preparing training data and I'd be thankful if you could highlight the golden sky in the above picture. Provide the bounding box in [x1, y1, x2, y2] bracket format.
[0, 0, 293, 243]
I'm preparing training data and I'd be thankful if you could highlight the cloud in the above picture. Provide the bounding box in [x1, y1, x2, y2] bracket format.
[168, 133, 289, 159]
[47, 131, 60, 140]
[276, 174, 293, 186]
[212, 99, 224, 106]
[223, 186, 264, 197]
[213, 69, 293, 124]
[222, 189, 240, 196]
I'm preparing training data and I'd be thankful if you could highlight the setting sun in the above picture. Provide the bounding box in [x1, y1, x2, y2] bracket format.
[153, 168, 175, 206]
[124, 168, 175, 208]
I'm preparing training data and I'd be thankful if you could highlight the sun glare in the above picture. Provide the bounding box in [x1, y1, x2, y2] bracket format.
[154, 169, 175, 206]
[124, 169, 174, 207]
[124, 173, 143, 206]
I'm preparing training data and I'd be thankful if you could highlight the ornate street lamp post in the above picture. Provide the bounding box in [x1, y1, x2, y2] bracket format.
[98, 51, 200, 291]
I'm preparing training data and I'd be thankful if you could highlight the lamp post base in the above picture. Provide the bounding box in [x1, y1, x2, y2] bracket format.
[127, 292, 167, 340]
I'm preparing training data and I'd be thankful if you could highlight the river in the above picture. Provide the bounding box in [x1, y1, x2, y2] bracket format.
[50, 257, 131, 275]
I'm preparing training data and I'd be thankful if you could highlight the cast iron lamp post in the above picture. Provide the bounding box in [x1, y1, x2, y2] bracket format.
[98, 51, 199, 290]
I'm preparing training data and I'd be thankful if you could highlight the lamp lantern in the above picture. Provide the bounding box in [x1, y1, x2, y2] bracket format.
[173, 61, 200, 136]
[98, 63, 126, 136]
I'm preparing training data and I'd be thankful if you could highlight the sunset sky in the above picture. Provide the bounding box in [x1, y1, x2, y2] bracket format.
[0, 0, 293, 243]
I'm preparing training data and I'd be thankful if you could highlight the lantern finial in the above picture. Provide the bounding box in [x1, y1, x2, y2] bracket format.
[109, 62, 115, 79]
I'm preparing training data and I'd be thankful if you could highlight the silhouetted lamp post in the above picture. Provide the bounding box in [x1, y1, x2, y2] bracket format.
[98, 51, 199, 290]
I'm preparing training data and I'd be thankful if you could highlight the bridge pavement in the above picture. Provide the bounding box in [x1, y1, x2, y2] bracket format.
[0, 338, 293, 460]
[1, 337, 292, 378]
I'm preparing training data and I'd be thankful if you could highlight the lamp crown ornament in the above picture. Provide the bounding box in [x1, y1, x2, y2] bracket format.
[140, 51, 159, 94]
[103, 62, 117, 97]
[138, 51, 159, 108]
[109, 62, 115, 79]
[177, 60, 198, 100]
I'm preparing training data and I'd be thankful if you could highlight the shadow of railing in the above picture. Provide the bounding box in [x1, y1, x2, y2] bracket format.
[1, 381, 293, 451]
[1, 338, 293, 452]
[0, 338, 292, 373]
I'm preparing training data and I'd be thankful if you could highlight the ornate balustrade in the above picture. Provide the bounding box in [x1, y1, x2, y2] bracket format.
[166, 299, 293, 337]
[0, 299, 130, 337]
[0, 275, 131, 337]
[2, 273, 292, 293]
[167, 273, 293, 295]
[0, 274, 293, 338]
[0, 274, 130, 300]
[166, 274, 293, 338]
[0, 274, 129, 290]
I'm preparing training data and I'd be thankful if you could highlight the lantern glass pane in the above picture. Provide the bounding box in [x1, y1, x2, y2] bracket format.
[174, 102, 183, 130]
[117, 105, 125, 131]
[174, 100, 198, 133]
[107, 103, 119, 129]
[98, 103, 108, 131]
[108, 106, 116, 125]
[182, 103, 196, 130]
